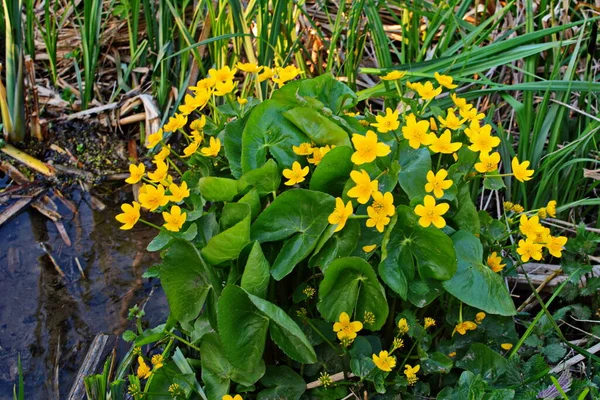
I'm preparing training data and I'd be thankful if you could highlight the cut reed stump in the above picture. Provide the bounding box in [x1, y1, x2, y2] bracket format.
[67, 334, 113, 400]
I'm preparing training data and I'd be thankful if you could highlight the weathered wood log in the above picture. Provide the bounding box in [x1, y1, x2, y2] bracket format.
[67, 334, 112, 400]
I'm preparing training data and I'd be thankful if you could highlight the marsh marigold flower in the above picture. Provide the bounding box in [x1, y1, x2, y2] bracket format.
[163, 205, 187, 232]
[373, 351, 396, 372]
[154, 145, 171, 163]
[179, 94, 207, 115]
[328, 198, 353, 232]
[434, 72, 458, 89]
[371, 108, 400, 133]
[404, 364, 420, 385]
[351, 130, 391, 165]
[237, 96, 248, 105]
[512, 204, 524, 213]
[409, 81, 442, 100]
[450, 93, 469, 111]
[190, 77, 216, 92]
[381, 70, 406, 80]
[460, 105, 485, 122]
[475, 312, 486, 324]
[362, 244, 377, 253]
[201, 137, 221, 157]
[425, 169, 453, 198]
[214, 80, 236, 96]
[424, 317, 436, 329]
[307, 146, 332, 165]
[137, 356, 152, 379]
[547, 236, 568, 258]
[517, 238, 543, 262]
[163, 113, 187, 132]
[475, 152, 500, 173]
[146, 129, 163, 149]
[182, 141, 200, 158]
[366, 191, 395, 232]
[272, 65, 302, 86]
[333, 312, 363, 340]
[519, 214, 543, 238]
[487, 252, 506, 273]
[512, 157, 534, 182]
[169, 182, 190, 203]
[347, 170, 378, 204]
[126, 163, 145, 184]
[258, 67, 275, 82]
[151, 354, 164, 370]
[546, 200, 557, 217]
[222, 395, 243, 400]
[236, 62, 262, 73]
[437, 108, 465, 130]
[190, 115, 207, 131]
[501, 343, 513, 350]
[293, 142, 314, 156]
[148, 160, 169, 183]
[209, 66, 237, 82]
[468, 125, 500, 154]
[398, 318, 409, 335]
[282, 161, 309, 186]
[402, 114, 431, 149]
[414, 195, 450, 228]
[453, 321, 477, 336]
[429, 129, 463, 154]
[139, 184, 169, 211]
[116, 202, 141, 230]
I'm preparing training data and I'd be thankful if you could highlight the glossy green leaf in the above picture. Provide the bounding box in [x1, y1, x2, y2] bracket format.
[407, 278, 445, 308]
[453, 185, 481, 235]
[318, 257, 389, 330]
[283, 107, 351, 147]
[309, 219, 359, 269]
[257, 366, 306, 400]
[378, 244, 412, 299]
[309, 146, 354, 196]
[237, 158, 281, 197]
[238, 188, 261, 220]
[241, 241, 270, 298]
[251, 189, 335, 280]
[201, 204, 251, 265]
[223, 115, 247, 179]
[442, 231, 516, 316]
[144, 363, 195, 400]
[420, 351, 453, 375]
[199, 177, 238, 202]
[483, 175, 506, 190]
[241, 100, 309, 174]
[397, 142, 431, 200]
[456, 343, 508, 382]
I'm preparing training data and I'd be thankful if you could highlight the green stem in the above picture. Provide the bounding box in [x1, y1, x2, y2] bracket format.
[305, 318, 341, 355]
[167, 332, 201, 352]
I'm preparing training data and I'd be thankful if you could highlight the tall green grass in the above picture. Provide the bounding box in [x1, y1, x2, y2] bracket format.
[74, 0, 103, 109]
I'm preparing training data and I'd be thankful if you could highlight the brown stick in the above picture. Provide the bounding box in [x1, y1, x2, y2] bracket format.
[1, 144, 55, 176]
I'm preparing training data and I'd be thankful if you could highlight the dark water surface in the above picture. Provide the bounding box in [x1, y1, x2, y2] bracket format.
[0, 189, 168, 399]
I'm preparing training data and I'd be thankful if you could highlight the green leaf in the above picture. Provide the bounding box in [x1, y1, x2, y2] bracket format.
[283, 107, 351, 147]
[309, 219, 359, 269]
[454, 185, 481, 235]
[238, 188, 261, 220]
[483, 175, 505, 190]
[147, 230, 172, 252]
[397, 141, 432, 200]
[224, 114, 247, 179]
[241, 241, 270, 298]
[380, 206, 457, 285]
[257, 366, 306, 400]
[318, 257, 389, 330]
[378, 245, 412, 299]
[420, 351, 453, 375]
[442, 231, 516, 316]
[201, 204, 251, 265]
[407, 278, 445, 308]
[541, 343, 567, 363]
[241, 100, 309, 174]
[437, 371, 487, 400]
[237, 158, 281, 197]
[309, 146, 354, 196]
[144, 363, 195, 400]
[161, 241, 217, 323]
[199, 177, 239, 202]
[134, 324, 166, 346]
[456, 343, 507, 383]
[251, 189, 335, 280]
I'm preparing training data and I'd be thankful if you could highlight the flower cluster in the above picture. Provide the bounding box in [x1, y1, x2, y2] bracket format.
[516, 211, 567, 262]
[136, 353, 164, 380]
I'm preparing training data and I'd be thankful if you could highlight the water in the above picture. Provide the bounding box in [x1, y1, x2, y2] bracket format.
[0, 188, 168, 399]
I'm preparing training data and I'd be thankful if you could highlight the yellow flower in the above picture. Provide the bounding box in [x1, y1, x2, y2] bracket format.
[182, 141, 200, 158]
[512, 157, 534, 182]
[519, 214, 544, 238]
[347, 170, 378, 204]
[475, 152, 500, 173]
[190, 115, 207, 131]
[153, 145, 171, 163]
[362, 244, 377, 253]
[328, 198, 353, 232]
[404, 364, 420, 385]
[366, 207, 391, 233]
[398, 318, 409, 335]
[429, 130, 462, 154]
[532, 226, 551, 246]
[163, 205, 187, 232]
[333, 312, 363, 340]
[293, 142, 314, 156]
[425, 169, 453, 198]
[402, 114, 432, 149]
[178, 94, 207, 115]
[501, 343, 513, 351]
[434, 72, 458, 89]
[463, 119, 483, 139]
[307, 146, 332, 165]
[459, 105, 485, 122]
[163, 113, 187, 132]
[503, 201, 514, 211]
[381, 70, 406, 80]
[201, 137, 221, 157]
[453, 321, 477, 336]
[282, 161, 309, 186]
[468, 125, 500, 153]
[190, 77, 216, 92]
[147, 160, 169, 183]
[137, 356, 152, 379]
[169, 182, 190, 203]
[222, 395, 243, 400]
[125, 163, 145, 184]
[547, 236, 568, 258]
[318, 372, 332, 388]
[537, 207, 547, 219]
[412, 81, 442, 100]
[146, 129, 163, 149]
[358, 120, 370, 127]
[214, 80, 236, 96]
[517, 238, 543, 262]
[450, 93, 469, 111]
[371, 108, 400, 133]
[139, 184, 169, 211]
[547, 200, 557, 217]
[272, 65, 302, 86]
[437, 108, 465, 130]
[512, 204, 524, 213]
[151, 354, 164, 370]
[194, 87, 212, 107]
[372, 351, 396, 372]
[190, 130, 204, 143]
[366, 191, 395, 232]
[475, 312, 486, 324]
[448, 351, 457, 358]
[209, 66, 237, 82]
[236, 62, 262, 73]
[430, 117, 438, 131]
[414, 195, 449, 228]
[115, 202, 141, 230]
[237, 96, 248, 105]
[424, 317, 436, 329]
[351, 130, 391, 165]
[486, 252, 506, 273]
[257, 67, 275, 82]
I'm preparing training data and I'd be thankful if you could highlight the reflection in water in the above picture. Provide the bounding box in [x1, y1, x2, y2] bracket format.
[0, 190, 168, 399]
